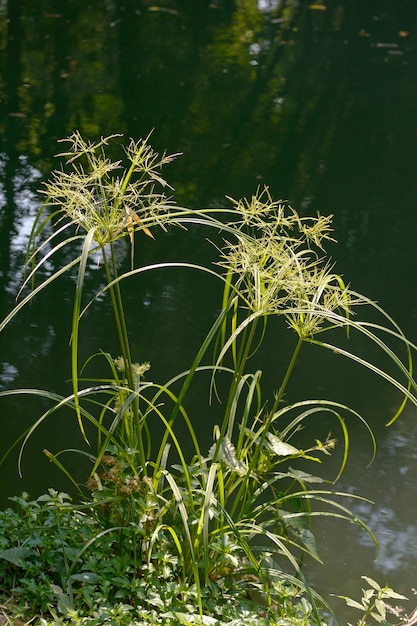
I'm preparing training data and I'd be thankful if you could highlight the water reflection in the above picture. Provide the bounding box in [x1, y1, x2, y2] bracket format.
[0, 155, 42, 295]
[304, 408, 417, 613]
[0, 362, 18, 390]
[258, 0, 282, 12]
[354, 418, 417, 576]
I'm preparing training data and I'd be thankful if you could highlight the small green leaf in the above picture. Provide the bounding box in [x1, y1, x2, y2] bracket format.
[288, 467, 324, 483]
[386, 590, 408, 600]
[300, 528, 322, 561]
[64, 547, 80, 561]
[344, 598, 367, 611]
[266, 433, 299, 456]
[362, 576, 382, 591]
[147, 592, 165, 609]
[370, 611, 385, 623]
[0, 546, 31, 567]
[57, 592, 72, 614]
[208, 436, 246, 475]
[375, 598, 387, 619]
[70, 572, 101, 583]
[364, 588, 375, 602]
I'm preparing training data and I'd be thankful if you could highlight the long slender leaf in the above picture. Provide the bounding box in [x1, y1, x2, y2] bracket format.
[71, 227, 97, 443]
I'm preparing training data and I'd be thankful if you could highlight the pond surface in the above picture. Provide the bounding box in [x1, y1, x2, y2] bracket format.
[1, 0, 417, 618]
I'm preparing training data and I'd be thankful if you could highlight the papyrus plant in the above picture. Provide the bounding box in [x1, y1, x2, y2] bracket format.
[1, 133, 417, 622]
[0, 132, 232, 470]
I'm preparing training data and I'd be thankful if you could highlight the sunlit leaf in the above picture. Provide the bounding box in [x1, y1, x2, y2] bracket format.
[388, 590, 409, 600]
[364, 588, 375, 602]
[266, 432, 300, 456]
[375, 598, 387, 619]
[288, 467, 324, 483]
[362, 576, 381, 591]
[344, 598, 366, 610]
[208, 435, 246, 475]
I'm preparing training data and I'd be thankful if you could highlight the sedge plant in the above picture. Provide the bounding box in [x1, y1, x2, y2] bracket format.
[1, 133, 417, 624]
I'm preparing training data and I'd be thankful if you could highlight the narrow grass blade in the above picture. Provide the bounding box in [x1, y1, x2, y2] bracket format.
[71, 227, 97, 443]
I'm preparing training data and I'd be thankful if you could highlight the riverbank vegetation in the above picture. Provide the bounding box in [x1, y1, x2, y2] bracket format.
[1, 133, 416, 625]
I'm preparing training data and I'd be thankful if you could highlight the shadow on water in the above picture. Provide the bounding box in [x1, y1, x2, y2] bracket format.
[1, 0, 417, 616]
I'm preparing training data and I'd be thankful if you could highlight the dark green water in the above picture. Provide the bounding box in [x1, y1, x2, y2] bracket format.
[1, 0, 417, 616]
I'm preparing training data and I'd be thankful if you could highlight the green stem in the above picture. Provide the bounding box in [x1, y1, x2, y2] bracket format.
[229, 318, 259, 430]
[102, 244, 147, 472]
[270, 335, 303, 416]
[229, 335, 304, 519]
[214, 316, 259, 462]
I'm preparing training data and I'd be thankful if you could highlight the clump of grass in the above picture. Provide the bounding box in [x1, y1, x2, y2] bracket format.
[1, 133, 417, 624]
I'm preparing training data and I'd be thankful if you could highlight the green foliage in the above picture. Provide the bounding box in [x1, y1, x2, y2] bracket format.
[1, 132, 417, 624]
[335, 576, 409, 626]
[0, 489, 328, 625]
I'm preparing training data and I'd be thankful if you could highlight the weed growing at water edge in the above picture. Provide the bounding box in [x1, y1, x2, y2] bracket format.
[1, 133, 417, 624]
